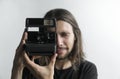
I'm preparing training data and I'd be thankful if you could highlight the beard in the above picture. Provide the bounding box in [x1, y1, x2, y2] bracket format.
[56, 50, 71, 61]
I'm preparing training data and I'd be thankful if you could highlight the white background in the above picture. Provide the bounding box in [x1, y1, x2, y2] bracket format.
[0, 0, 120, 79]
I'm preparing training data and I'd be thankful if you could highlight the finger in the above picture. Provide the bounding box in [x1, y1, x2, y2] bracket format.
[23, 51, 31, 65]
[17, 32, 27, 50]
[49, 53, 58, 67]
[15, 40, 26, 58]
[16, 39, 26, 53]
[31, 56, 42, 61]
[23, 52, 43, 74]
[21, 29, 28, 40]
[20, 32, 27, 45]
[23, 51, 41, 68]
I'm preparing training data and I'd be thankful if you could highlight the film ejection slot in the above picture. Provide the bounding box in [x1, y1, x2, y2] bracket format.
[25, 18, 56, 56]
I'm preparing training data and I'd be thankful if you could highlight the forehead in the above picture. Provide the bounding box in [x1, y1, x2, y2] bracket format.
[56, 20, 73, 33]
[47, 20, 73, 33]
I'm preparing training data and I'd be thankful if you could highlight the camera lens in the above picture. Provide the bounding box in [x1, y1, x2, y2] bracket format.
[47, 32, 55, 43]
[27, 32, 39, 43]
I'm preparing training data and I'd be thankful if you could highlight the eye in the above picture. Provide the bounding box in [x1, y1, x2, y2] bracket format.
[61, 32, 70, 37]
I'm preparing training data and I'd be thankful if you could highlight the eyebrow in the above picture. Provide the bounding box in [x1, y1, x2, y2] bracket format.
[59, 31, 71, 34]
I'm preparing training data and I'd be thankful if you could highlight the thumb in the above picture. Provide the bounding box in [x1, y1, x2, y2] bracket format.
[23, 51, 31, 65]
[49, 53, 57, 67]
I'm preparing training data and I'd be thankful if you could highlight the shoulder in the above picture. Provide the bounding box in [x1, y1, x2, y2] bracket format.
[80, 60, 97, 70]
[78, 60, 98, 79]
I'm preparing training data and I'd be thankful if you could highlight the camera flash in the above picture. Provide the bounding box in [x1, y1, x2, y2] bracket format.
[44, 19, 53, 26]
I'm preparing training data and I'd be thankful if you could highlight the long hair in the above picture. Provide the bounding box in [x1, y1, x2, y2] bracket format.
[23, 8, 85, 79]
[44, 8, 85, 70]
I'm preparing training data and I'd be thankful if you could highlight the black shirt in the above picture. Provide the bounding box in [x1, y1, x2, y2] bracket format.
[23, 60, 98, 79]
[54, 60, 98, 79]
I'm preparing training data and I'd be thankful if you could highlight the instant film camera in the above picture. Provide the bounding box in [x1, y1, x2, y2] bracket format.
[25, 18, 56, 56]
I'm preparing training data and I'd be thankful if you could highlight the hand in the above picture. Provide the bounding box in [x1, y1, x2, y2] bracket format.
[23, 53, 57, 79]
[11, 32, 27, 79]
[13, 32, 27, 69]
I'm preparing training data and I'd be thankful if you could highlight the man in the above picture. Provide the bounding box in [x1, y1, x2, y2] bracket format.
[11, 8, 98, 79]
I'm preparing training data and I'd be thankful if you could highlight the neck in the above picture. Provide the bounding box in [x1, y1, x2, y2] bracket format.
[55, 59, 72, 70]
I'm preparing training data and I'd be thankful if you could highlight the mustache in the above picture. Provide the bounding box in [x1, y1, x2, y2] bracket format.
[57, 46, 67, 49]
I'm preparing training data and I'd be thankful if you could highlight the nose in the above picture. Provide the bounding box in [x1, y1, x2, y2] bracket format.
[56, 35, 63, 47]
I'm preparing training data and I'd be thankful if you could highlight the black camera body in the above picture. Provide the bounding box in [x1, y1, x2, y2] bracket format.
[25, 18, 56, 56]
